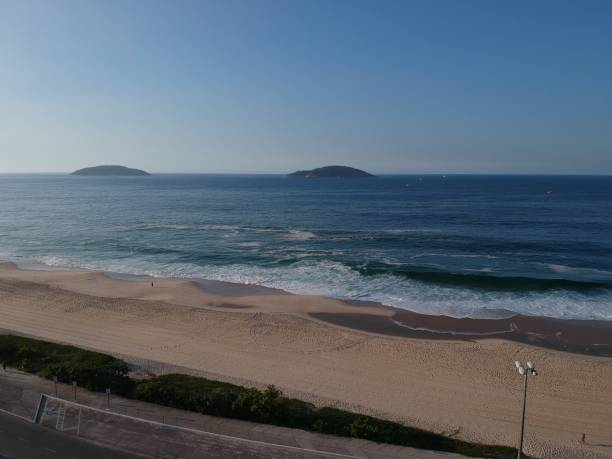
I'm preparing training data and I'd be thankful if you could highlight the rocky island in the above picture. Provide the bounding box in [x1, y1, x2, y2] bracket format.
[289, 165, 374, 178]
[71, 165, 151, 176]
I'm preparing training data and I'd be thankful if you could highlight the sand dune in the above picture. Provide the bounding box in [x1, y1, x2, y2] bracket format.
[0, 262, 611, 458]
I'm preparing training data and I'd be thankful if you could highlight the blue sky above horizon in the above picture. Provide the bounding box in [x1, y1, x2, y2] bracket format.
[1, 0, 611, 174]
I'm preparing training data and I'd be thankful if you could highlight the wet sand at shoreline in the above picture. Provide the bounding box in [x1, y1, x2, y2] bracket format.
[312, 310, 612, 356]
[1, 261, 611, 458]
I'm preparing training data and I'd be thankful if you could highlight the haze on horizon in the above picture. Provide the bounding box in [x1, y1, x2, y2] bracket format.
[1, 0, 611, 175]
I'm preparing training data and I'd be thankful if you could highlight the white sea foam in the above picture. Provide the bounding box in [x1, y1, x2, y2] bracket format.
[24, 255, 612, 320]
[465, 267, 494, 273]
[143, 223, 242, 231]
[141, 223, 318, 241]
[284, 230, 317, 241]
[391, 320, 512, 336]
[383, 229, 440, 234]
[542, 263, 612, 280]
[34, 256, 75, 268]
[237, 242, 262, 248]
[411, 253, 499, 260]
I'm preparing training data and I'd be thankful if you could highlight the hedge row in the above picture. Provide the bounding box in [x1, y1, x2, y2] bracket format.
[0, 334, 133, 393]
[0, 335, 515, 458]
[133, 374, 514, 457]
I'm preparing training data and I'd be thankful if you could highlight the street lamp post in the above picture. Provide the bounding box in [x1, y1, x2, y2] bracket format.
[515, 360, 537, 459]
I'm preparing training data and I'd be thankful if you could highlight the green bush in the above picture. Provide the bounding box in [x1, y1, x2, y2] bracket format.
[311, 407, 355, 436]
[134, 375, 285, 423]
[269, 396, 316, 428]
[0, 335, 133, 394]
[133, 374, 514, 457]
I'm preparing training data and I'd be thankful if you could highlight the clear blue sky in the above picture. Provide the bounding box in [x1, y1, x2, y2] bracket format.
[1, 0, 611, 174]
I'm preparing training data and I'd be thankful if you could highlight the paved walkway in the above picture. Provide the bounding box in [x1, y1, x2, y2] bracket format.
[0, 369, 474, 459]
[0, 411, 140, 459]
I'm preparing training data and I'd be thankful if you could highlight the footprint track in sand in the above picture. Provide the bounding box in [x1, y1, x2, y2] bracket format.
[248, 312, 277, 337]
[247, 312, 371, 355]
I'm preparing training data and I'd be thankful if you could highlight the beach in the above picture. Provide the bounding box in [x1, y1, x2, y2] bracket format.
[5, 3, 612, 457]
[0, 261, 611, 458]
[2, 174, 612, 323]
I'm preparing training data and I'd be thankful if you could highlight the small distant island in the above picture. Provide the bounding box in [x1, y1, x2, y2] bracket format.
[289, 165, 374, 178]
[71, 165, 151, 176]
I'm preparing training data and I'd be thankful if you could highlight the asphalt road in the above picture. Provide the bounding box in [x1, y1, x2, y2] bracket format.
[0, 411, 140, 459]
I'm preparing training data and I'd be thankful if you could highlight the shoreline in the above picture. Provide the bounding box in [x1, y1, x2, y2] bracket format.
[5, 259, 612, 356]
[11, 258, 292, 296]
[10, 254, 612, 320]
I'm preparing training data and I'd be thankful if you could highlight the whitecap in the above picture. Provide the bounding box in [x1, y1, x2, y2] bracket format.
[543, 263, 612, 279]
[410, 253, 498, 260]
[236, 242, 262, 248]
[383, 228, 439, 235]
[284, 230, 317, 241]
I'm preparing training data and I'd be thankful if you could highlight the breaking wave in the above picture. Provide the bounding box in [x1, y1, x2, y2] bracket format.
[26, 255, 612, 320]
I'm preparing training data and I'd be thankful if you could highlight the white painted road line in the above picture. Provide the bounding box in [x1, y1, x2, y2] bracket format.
[0, 407, 32, 422]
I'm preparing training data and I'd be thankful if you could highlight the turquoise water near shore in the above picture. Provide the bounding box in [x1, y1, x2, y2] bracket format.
[1, 174, 611, 319]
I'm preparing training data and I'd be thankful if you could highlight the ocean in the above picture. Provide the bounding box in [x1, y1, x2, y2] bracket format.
[1, 173, 611, 319]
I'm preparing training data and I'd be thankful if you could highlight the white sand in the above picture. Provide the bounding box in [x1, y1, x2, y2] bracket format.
[0, 262, 610, 458]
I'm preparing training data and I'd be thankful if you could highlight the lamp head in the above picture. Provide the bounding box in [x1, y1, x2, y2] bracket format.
[527, 361, 534, 369]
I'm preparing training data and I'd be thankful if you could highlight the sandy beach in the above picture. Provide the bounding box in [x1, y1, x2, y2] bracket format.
[0, 261, 611, 458]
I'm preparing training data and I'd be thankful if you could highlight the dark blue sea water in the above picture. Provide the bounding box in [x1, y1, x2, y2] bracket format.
[1, 174, 611, 319]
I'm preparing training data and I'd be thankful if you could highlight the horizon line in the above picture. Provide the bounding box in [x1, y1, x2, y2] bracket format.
[1, 171, 612, 177]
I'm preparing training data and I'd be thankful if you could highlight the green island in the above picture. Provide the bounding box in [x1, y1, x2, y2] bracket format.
[70, 165, 151, 176]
